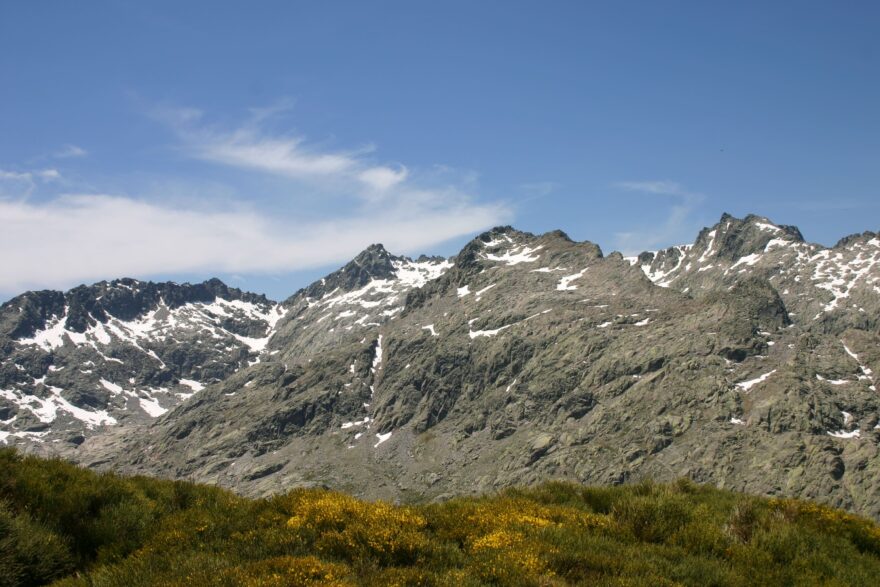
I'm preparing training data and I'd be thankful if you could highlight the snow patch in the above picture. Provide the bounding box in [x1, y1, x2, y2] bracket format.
[392, 258, 453, 288]
[179, 379, 205, 392]
[371, 335, 383, 373]
[557, 268, 587, 291]
[18, 312, 69, 350]
[731, 253, 762, 269]
[474, 284, 497, 298]
[828, 429, 860, 439]
[735, 370, 776, 391]
[374, 431, 392, 447]
[1, 386, 116, 428]
[99, 379, 123, 394]
[755, 222, 781, 233]
[469, 324, 512, 339]
[341, 417, 371, 429]
[139, 395, 167, 417]
[484, 244, 543, 266]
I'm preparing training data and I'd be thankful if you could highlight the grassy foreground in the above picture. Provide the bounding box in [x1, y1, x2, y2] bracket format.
[1, 448, 879, 586]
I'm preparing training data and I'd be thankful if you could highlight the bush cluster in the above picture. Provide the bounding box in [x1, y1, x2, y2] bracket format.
[1, 449, 879, 585]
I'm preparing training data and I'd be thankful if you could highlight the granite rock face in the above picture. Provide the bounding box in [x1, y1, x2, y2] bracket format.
[4, 214, 880, 519]
[0, 252, 451, 449]
[0, 278, 285, 447]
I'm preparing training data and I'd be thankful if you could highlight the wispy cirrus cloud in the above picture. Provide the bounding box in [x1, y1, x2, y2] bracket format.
[54, 144, 88, 159]
[0, 104, 511, 295]
[0, 168, 61, 182]
[611, 180, 705, 254]
[191, 127, 359, 177]
[0, 193, 504, 293]
[358, 165, 408, 192]
[0, 167, 62, 198]
[156, 105, 411, 197]
[613, 180, 703, 203]
[518, 181, 560, 200]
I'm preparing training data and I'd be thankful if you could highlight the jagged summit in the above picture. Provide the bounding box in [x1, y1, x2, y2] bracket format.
[479, 225, 519, 238]
[689, 213, 804, 263]
[457, 226, 600, 272]
[834, 230, 880, 249]
[631, 212, 880, 331]
[634, 212, 810, 276]
[291, 242, 449, 303]
[3, 214, 880, 521]
[354, 243, 393, 266]
[1, 278, 273, 340]
[474, 225, 578, 247]
[0, 277, 285, 444]
[65, 211, 880, 521]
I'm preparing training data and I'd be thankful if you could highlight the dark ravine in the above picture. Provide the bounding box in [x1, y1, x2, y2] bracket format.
[1, 213, 879, 519]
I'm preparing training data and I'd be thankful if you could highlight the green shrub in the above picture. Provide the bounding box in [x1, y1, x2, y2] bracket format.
[611, 490, 692, 543]
[1, 448, 879, 586]
[0, 501, 74, 587]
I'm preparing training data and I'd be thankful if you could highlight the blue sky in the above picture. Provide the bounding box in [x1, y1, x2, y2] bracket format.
[1, 1, 878, 301]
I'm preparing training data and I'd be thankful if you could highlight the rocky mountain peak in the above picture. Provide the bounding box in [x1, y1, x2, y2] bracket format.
[455, 226, 600, 276]
[350, 243, 399, 280]
[632, 212, 880, 336]
[294, 243, 401, 302]
[355, 242, 393, 263]
[1, 278, 274, 339]
[539, 228, 574, 244]
[834, 230, 879, 249]
[479, 225, 519, 239]
[693, 213, 804, 263]
[4, 215, 880, 522]
[0, 290, 66, 341]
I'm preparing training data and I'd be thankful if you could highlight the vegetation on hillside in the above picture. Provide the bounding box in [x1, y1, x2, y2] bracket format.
[1, 448, 879, 586]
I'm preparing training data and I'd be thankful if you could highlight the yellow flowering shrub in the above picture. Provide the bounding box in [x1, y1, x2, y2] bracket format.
[369, 566, 443, 587]
[6, 449, 880, 587]
[284, 490, 429, 565]
[466, 529, 551, 584]
[216, 555, 352, 586]
[471, 528, 526, 551]
[427, 496, 614, 545]
[770, 497, 880, 555]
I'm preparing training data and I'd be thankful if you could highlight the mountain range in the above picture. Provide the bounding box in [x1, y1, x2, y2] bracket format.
[1, 213, 878, 518]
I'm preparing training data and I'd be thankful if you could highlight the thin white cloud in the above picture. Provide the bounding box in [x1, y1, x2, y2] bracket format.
[54, 144, 88, 159]
[158, 107, 420, 202]
[0, 170, 33, 182]
[0, 193, 507, 294]
[0, 168, 63, 198]
[613, 180, 703, 203]
[38, 169, 61, 181]
[0, 106, 512, 294]
[247, 98, 296, 123]
[0, 169, 34, 185]
[0, 168, 62, 182]
[358, 165, 408, 192]
[612, 180, 705, 254]
[517, 181, 560, 204]
[519, 181, 559, 197]
[191, 128, 358, 177]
